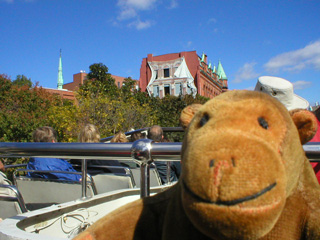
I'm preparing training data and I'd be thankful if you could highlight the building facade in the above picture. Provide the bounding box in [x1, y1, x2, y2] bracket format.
[42, 87, 75, 100]
[63, 72, 133, 92]
[139, 51, 228, 99]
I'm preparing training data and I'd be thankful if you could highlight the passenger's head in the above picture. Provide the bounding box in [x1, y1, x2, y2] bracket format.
[147, 125, 163, 142]
[33, 126, 57, 143]
[78, 124, 100, 143]
[130, 132, 146, 142]
[110, 131, 128, 143]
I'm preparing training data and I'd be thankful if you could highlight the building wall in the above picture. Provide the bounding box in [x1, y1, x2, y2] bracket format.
[139, 51, 228, 99]
[42, 88, 75, 101]
[63, 72, 87, 92]
[63, 72, 136, 92]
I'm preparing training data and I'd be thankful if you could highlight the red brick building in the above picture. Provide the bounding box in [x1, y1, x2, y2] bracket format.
[42, 72, 133, 101]
[63, 71, 132, 92]
[139, 51, 228, 98]
[42, 87, 75, 101]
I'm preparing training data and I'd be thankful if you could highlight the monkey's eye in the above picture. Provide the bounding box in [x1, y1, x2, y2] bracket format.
[199, 113, 209, 127]
[258, 117, 268, 129]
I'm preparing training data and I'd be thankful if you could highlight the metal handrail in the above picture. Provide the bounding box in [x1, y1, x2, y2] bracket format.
[0, 142, 181, 161]
[0, 184, 28, 213]
[1, 142, 320, 199]
[0, 142, 182, 199]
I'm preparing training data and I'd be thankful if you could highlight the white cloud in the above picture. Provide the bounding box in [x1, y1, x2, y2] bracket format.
[117, 0, 157, 19]
[208, 18, 217, 24]
[116, 0, 157, 30]
[128, 19, 153, 30]
[233, 62, 260, 83]
[118, 0, 157, 10]
[117, 7, 137, 21]
[168, 0, 178, 9]
[246, 86, 255, 90]
[264, 40, 320, 73]
[292, 80, 312, 90]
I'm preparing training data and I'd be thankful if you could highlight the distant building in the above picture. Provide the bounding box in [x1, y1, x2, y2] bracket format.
[42, 87, 75, 101]
[139, 51, 228, 99]
[43, 51, 136, 100]
[43, 71, 132, 101]
[62, 72, 135, 92]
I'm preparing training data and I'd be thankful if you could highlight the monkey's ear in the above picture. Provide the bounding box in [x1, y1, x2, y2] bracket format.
[180, 104, 203, 130]
[289, 109, 318, 145]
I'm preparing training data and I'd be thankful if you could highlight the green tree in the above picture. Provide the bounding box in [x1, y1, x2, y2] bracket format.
[0, 74, 64, 170]
[47, 104, 79, 142]
[141, 93, 209, 141]
[120, 77, 136, 100]
[0, 74, 12, 102]
[0, 74, 61, 142]
[78, 63, 119, 98]
[75, 93, 156, 137]
[12, 74, 32, 88]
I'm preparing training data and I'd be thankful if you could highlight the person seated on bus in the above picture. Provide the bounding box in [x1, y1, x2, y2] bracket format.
[130, 132, 146, 142]
[70, 124, 125, 175]
[147, 125, 181, 184]
[26, 126, 81, 181]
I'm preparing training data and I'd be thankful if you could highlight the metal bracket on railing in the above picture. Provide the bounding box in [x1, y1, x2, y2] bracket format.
[131, 139, 153, 198]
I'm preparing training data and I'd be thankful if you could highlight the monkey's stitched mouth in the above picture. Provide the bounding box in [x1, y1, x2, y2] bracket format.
[183, 181, 277, 206]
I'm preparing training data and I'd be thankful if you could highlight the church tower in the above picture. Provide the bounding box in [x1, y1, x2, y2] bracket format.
[57, 49, 64, 90]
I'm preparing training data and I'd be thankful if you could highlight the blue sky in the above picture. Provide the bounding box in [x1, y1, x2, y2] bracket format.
[1, 0, 320, 105]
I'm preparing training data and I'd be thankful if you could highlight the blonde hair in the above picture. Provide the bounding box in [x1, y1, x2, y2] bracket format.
[33, 126, 57, 142]
[110, 131, 128, 143]
[78, 124, 100, 143]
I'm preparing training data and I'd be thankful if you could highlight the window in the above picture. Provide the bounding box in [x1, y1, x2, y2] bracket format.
[164, 68, 170, 78]
[164, 84, 170, 95]
[117, 82, 120, 88]
[175, 83, 182, 96]
[153, 85, 159, 97]
[154, 70, 158, 79]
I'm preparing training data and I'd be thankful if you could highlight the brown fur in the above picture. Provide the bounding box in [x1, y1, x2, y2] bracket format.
[74, 90, 320, 240]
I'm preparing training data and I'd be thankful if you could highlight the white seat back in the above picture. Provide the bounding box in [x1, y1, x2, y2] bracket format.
[92, 174, 134, 194]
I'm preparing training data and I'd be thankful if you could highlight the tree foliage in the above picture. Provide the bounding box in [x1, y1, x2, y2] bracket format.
[0, 65, 211, 173]
[78, 63, 119, 99]
[12, 75, 33, 88]
[0, 62, 210, 145]
[0, 74, 60, 142]
[0, 74, 64, 169]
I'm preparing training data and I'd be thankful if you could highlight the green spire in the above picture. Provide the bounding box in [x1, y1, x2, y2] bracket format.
[201, 52, 205, 62]
[216, 60, 227, 79]
[213, 65, 216, 73]
[208, 61, 212, 69]
[57, 49, 64, 90]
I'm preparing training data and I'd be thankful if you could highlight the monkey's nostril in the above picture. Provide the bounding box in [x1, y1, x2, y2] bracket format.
[209, 159, 215, 168]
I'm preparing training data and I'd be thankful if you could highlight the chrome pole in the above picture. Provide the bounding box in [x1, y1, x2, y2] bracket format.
[131, 139, 153, 198]
[81, 158, 88, 198]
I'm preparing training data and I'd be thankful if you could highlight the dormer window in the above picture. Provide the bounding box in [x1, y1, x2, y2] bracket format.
[164, 68, 170, 78]
[155, 70, 158, 79]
